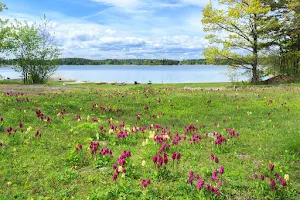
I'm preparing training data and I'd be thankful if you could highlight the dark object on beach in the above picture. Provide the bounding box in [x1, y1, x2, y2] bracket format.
[134, 81, 140, 85]
[59, 78, 62, 81]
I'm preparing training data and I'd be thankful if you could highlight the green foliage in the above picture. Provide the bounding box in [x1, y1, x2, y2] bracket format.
[7, 15, 61, 84]
[202, 0, 278, 84]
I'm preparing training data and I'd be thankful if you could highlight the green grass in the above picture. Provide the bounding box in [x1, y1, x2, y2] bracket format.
[0, 83, 299, 199]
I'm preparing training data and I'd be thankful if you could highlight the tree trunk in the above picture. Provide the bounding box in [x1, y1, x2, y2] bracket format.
[252, 14, 259, 85]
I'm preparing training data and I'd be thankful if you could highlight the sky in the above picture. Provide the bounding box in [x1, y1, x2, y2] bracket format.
[1, 0, 212, 60]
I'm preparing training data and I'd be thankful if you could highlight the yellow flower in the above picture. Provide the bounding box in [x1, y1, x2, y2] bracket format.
[284, 174, 289, 181]
[145, 139, 149, 145]
[109, 129, 114, 134]
[142, 142, 146, 146]
[141, 160, 146, 167]
[121, 173, 125, 178]
[118, 166, 123, 172]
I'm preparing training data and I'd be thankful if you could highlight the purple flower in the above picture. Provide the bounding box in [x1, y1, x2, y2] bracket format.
[171, 152, 177, 160]
[0, 141, 2, 146]
[112, 164, 117, 169]
[210, 153, 214, 161]
[260, 174, 265, 181]
[176, 152, 181, 160]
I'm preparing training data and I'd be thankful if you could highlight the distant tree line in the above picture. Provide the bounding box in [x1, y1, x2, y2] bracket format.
[1, 58, 210, 66]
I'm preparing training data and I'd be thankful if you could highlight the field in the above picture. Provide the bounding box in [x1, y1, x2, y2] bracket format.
[0, 82, 299, 199]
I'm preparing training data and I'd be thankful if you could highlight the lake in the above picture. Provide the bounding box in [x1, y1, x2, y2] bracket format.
[0, 65, 248, 83]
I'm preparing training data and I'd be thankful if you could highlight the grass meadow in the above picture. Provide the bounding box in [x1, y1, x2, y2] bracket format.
[0, 82, 299, 199]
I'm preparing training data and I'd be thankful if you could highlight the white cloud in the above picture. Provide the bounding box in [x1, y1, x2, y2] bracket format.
[90, 0, 141, 9]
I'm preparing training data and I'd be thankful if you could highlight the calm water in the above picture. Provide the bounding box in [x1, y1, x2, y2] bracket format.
[0, 65, 247, 83]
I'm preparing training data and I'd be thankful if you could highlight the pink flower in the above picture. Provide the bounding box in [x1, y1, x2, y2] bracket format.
[122, 168, 127, 173]
[260, 174, 265, 181]
[0, 141, 3, 146]
[112, 164, 117, 169]
[34, 130, 40, 137]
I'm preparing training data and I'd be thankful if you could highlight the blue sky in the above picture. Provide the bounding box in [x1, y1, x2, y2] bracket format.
[1, 0, 211, 59]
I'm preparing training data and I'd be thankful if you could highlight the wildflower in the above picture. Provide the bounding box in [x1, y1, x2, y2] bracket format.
[215, 157, 219, 163]
[196, 179, 205, 190]
[284, 174, 289, 181]
[253, 173, 258, 179]
[34, 130, 40, 137]
[112, 164, 117, 169]
[0, 141, 3, 146]
[141, 160, 146, 167]
[270, 178, 276, 189]
[172, 152, 177, 160]
[218, 166, 224, 175]
[112, 172, 118, 181]
[122, 168, 127, 173]
[118, 166, 123, 172]
[19, 122, 23, 128]
[206, 184, 211, 191]
[260, 174, 265, 181]
[281, 180, 287, 186]
[152, 156, 158, 163]
[210, 153, 214, 161]
[269, 164, 275, 171]
[176, 152, 181, 160]
[163, 153, 168, 164]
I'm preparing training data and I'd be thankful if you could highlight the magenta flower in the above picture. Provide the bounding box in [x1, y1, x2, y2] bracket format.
[253, 173, 258, 179]
[0, 117, 4, 121]
[176, 152, 181, 160]
[19, 122, 23, 128]
[35, 130, 40, 137]
[0, 141, 2, 146]
[196, 179, 205, 190]
[270, 178, 276, 189]
[122, 168, 127, 173]
[215, 157, 219, 163]
[163, 153, 168, 164]
[218, 166, 224, 175]
[206, 184, 211, 191]
[141, 178, 151, 188]
[172, 152, 177, 160]
[269, 164, 274, 171]
[112, 164, 117, 169]
[281, 179, 287, 186]
[260, 174, 265, 181]
[112, 172, 118, 181]
[152, 156, 158, 163]
[210, 153, 214, 161]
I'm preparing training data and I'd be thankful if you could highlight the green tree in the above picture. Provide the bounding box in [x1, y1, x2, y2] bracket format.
[202, 0, 277, 84]
[9, 16, 61, 84]
[0, 2, 11, 59]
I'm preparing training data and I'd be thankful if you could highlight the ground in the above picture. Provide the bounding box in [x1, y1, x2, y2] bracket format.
[0, 81, 299, 199]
